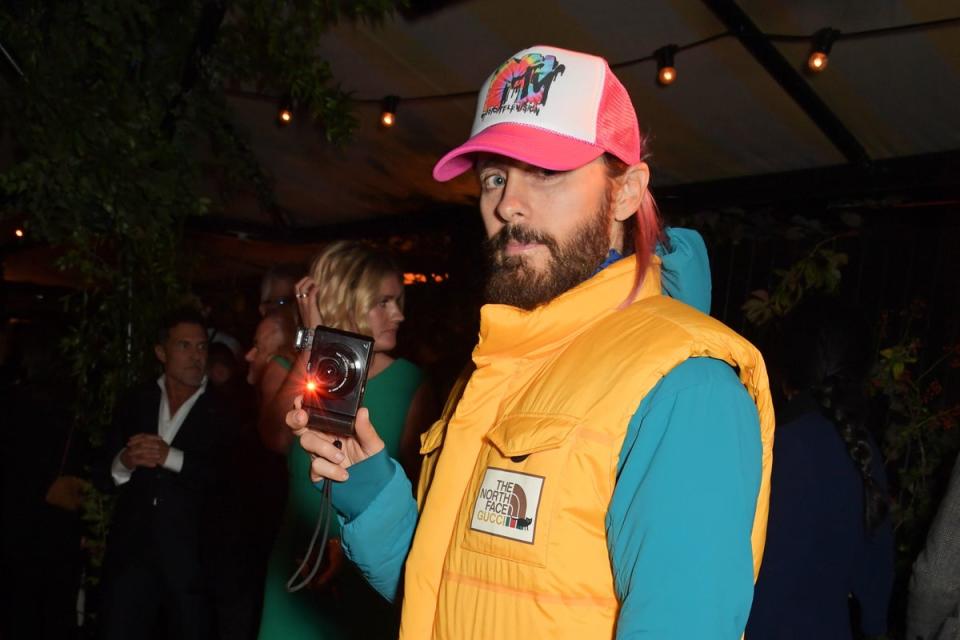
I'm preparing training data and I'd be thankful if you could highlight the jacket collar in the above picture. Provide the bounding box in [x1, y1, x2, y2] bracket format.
[474, 254, 662, 365]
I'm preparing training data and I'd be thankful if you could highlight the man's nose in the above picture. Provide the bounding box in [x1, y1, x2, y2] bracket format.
[495, 176, 527, 224]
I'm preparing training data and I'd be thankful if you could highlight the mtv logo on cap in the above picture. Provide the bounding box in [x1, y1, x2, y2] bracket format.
[433, 45, 641, 182]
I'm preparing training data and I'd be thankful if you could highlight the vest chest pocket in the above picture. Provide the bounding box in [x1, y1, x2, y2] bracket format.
[458, 414, 579, 568]
[417, 418, 448, 506]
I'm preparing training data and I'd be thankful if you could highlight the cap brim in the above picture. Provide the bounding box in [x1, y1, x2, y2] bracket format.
[432, 123, 605, 182]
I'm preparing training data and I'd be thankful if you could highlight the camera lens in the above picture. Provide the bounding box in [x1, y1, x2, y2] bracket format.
[310, 344, 359, 396]
[316, 356, 346, 387]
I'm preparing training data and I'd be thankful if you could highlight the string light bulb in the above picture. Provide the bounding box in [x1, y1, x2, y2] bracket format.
[277, 95, 294, 127]
[15, 228, 24, 238]
[381, 95, 399, 127]
[655, 45, 678, 86]
[807, 28, 840, 73]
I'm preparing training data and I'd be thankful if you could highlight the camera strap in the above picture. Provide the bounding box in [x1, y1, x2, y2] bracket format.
[285, 477, 334, 593]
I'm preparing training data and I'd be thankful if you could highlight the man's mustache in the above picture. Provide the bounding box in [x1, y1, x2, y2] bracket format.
[486, 224, 560, 256]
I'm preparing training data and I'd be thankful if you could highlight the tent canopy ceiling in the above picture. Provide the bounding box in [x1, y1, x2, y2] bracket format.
[218, 0, 960, 230]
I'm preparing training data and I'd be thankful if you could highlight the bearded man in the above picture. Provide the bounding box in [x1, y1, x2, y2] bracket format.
[288, 45, 775, 639]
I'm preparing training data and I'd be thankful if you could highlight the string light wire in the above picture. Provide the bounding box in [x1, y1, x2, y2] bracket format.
[220, 16, 960, 112]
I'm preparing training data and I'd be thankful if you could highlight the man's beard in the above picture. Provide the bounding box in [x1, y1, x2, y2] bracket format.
[484, 200, 612, 311]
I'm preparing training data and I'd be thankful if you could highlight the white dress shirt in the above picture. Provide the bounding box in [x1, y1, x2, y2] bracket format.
[111, 375, 208, 485]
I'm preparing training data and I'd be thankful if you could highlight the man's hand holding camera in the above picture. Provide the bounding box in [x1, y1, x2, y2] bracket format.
[290, 275, 384, 482]
[119, 433, 170, 470]
[286, 398, 384, 483]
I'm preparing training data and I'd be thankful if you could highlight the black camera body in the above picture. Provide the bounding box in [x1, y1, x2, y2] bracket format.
[303, 326, 374, 437]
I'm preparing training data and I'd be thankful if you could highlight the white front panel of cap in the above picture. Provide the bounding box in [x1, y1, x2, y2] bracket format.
[470, 47, 604, 143]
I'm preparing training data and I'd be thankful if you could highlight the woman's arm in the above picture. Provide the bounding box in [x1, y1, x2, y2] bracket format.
[258, 275, 321, 454]
[257, 351, 308, 454]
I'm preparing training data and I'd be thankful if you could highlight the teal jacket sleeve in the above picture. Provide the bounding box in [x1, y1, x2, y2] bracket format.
[330, 450, 417, 602]
[607, 358, 762, 639]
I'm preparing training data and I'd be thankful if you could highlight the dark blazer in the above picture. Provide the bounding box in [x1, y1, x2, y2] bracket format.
[98, 381, 232, 563]
[746, 394, 894, 640]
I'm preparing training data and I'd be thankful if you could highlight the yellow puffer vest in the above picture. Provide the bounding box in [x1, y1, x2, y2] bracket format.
[403, 256, 774, 640]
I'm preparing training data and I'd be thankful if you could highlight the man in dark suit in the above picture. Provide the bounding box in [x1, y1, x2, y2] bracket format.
[97, 307, 230, 640]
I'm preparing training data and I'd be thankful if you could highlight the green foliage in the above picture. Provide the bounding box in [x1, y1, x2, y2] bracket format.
[0, 0, 400, 586]
[742, 236, 850, 326]
[727, 211, 960, 581]
[872, 302, 960, 570]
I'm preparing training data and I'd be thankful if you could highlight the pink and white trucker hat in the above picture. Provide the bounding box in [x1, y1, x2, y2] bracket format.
[432, 45, 641, 182]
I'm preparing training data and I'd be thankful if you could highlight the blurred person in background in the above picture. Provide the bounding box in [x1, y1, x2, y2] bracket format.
[1, 321, 84, 640]
[746, 299, 894, 640]
[95, 307, 232, 640]
[205, 331, 283, 640]
[246, 310, 298, 399]
[259, 266, 301, 318]
[257, 241, 433, 640]
[207, 341, 241, 389]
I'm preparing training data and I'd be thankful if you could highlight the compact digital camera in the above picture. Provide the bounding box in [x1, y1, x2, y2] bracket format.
[301, 326, 374, 437]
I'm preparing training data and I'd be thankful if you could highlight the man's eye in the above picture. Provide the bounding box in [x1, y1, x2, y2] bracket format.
[481, 174, 505, 189]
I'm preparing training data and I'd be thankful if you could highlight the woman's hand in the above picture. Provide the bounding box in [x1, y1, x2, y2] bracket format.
[294, 276, 321, 329]
[286, 396, 385, 482]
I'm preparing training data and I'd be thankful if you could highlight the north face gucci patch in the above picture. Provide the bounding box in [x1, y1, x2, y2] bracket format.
[470, 467, 544, 544]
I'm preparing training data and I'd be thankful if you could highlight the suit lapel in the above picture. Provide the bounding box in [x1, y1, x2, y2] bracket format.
[171, 389, 210, 449]
[141, 384, 163, 438]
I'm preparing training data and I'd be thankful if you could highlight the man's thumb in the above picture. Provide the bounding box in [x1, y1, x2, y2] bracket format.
[353, 408, 385, 454]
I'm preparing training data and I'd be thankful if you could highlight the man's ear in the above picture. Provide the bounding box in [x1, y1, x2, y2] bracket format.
[154, 344, 167, 364]
[612, 162, 650, 222]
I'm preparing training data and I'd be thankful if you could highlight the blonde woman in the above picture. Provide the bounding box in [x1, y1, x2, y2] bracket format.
[257, 241, 433, 640]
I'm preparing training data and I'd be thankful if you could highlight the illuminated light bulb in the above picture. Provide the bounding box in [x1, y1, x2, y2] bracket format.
[15, 229, 24, 238]
[807, 28, 840, 74]
[305, 380, 317, 392]
[654, 45, 678, 87]
[380, 95, 399, 128]
[277, 94, 294, 127]
[658, 66, 676, 85]
[807, 51, 828, 72]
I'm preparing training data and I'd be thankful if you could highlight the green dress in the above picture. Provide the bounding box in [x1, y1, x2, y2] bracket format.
[257, 357, 423, 639]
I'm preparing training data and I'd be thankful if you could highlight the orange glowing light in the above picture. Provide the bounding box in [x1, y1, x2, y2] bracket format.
[403, 272, 429, 285]
[305, 380, 318, 392]
[279, 110, 293, 123]
[658, 67, 676, 86]
[15, 229, 24, 238]
[807, 52, 828, 72]
[381, 112, 395, 127]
